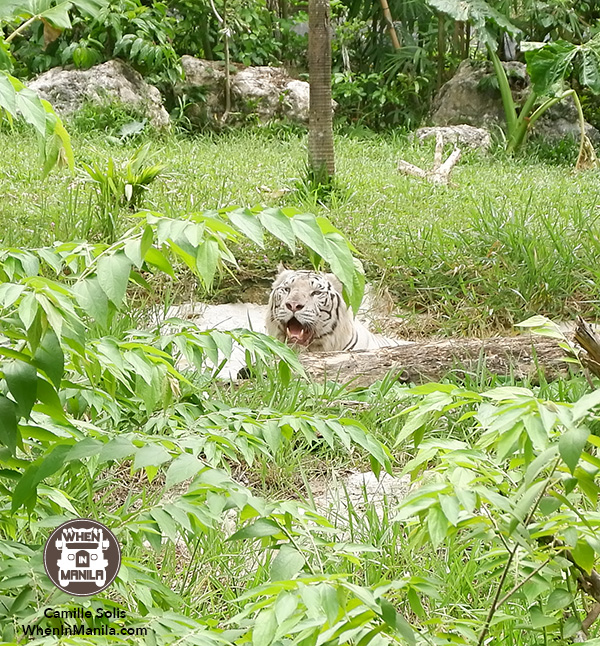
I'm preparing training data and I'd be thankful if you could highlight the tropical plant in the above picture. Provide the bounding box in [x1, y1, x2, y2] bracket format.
[81, 142, 164, 241]
[488, 34, 600, 161]
[171, 0, 307, 66]
[425, 0, 600, 162]
[390, 368, 600, 643]
[0, 72, 73, 176]
[0, 0, 109, 175]
[4, 0, 181, 89]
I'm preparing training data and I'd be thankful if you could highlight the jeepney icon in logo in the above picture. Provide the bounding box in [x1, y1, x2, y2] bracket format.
[44, 519, 121, 596]
[55, 527, 110, 588]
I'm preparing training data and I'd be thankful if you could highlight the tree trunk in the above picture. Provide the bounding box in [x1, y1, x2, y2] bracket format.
[308, 0, 335, 180]
[378, 0, 401, 51]
[299, 336, 568, 387]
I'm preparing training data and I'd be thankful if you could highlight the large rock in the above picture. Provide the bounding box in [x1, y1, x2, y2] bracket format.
[180, 55, 324, 125]
[416, 125, 492, 150]
[28, 59, 170, 129]
[431, 59, 599, 143]
[178, 56, 227, 121]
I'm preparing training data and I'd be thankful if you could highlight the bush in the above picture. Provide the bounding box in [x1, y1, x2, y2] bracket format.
[332, 70, 429, 130]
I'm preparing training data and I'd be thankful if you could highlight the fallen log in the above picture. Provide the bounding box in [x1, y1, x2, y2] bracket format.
[574, 316, 600, 379]
[299, 335, 570, 387]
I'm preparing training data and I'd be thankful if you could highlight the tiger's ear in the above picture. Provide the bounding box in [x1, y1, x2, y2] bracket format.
[276, 261, 288, 274]
[325, 273, 344, 296]
[272, 266, 293, 288]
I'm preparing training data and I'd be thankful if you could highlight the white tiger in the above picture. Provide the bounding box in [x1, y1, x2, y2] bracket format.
[266, 269, 410, 352]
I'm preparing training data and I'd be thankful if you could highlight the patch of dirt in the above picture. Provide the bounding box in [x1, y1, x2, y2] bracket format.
[311, 470, 412, 518]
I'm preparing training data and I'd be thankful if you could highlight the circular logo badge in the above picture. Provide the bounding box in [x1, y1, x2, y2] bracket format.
[43, 519, 121, 596]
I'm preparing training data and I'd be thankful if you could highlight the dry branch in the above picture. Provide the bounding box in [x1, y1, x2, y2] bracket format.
[299, 335, 568, 387]
[398, 132, 462, 185]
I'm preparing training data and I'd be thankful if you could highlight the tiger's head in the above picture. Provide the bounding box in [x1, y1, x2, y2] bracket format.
[265, 269, 355, 352]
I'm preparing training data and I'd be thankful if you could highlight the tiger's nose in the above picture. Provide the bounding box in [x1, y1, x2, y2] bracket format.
[286, 301, 304, 312]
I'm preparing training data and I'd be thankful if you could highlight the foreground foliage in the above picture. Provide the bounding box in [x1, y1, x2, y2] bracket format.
[0, 195, 599, 644]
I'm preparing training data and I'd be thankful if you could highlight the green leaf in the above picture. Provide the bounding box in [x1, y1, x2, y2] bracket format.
[67, 437, 104, 462]
[37, 248, 63, 274]
[14, 86, 47, 136]
[324, 232, 362, 311]
[12, 444, 71, 512]
[563, 615, 582, 639]
[124, 238, 144, 269]
[395, 484, 447, 521]
[406, 588, 426, 619]
[270, 544, 305, 581]
[18, 292, 38, 330]
[227, 208, 264, 247]
[427, 505, 448, 548]
[580, 46, 600, 94]
[439, 494, 459, 526]
[99, 436, 135, 462]
[258, 208, 295, 251]
[319, 584, 339, 625]
[0, 283, 24, 308]
[0, 395, 18, 455]
[96, 252, 132, 307]
[546, 588, 573, 612]
[71, 0, 107, 18]
[559, 426, 590, 474]
[0, 74, 17, 115]
[144, 247, 175, 277]
[523, 414, 548, 450]
[291, 213, 329, 259]
[140, 224, 154, 260]
[133, 444, 171, 470]
[526, 41, 577, 96]
[40, 1, 73, 29]
[253, 609, 277, 646]
[73, 276, 109, 326]
[35, 376, 66, 422]
[4, 360, 37, 420]
[33, 329, 63, 389]
[530, 606, 558, 629]
[196, 237, 220, 288]
[426, 0, 520, 43]
[483, 386, 533, 400]
[572, 539, 595, 574]
[571, 389, 600, 423]
[228, 518, 282, 541]
[165, 453, 203, 489]
[274, 591, 299, 625]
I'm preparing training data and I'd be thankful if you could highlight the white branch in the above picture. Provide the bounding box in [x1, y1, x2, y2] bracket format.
[397, 134, 462, 186]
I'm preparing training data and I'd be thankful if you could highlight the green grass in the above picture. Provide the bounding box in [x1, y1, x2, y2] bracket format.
[2, 126, 599, 337]
[1, 121, 599, 645]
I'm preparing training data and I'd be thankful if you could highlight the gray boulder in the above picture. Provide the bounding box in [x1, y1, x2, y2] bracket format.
[178, 56, 227, 122]
[28, 59, 170, 129]
[180, 55, 325, 125]
[416, 125, 491, 151]
[431, 59, 599, 143]
[231, 66, 290, 121]
[281, 80, 310, 123]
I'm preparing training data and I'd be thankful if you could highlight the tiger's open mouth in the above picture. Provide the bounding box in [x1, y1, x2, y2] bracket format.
[285, 318, 314, 347]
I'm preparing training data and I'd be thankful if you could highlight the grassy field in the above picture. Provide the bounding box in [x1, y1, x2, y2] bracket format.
[2, 123, 600, 645]
[2, 126, 600, 335]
